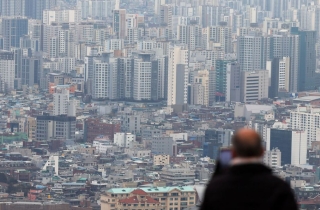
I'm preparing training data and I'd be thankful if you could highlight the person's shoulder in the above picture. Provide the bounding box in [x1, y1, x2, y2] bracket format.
[205, 174, 232, 191]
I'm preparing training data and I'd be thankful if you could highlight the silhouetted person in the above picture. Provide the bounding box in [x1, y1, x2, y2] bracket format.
[201, 129, 298, 210]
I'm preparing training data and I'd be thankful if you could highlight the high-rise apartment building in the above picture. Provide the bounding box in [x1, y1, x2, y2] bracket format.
[78, 0, 113, 20]
[200, 5, 223, 27]
[290, 106, 320, 147]
[154, 0, 166, 15]
[53, 88, 70, 116]
[133, 60, 152, 101]
[215, 60, 232, 101]
[92, 61, 109, 100]
[167, 46, 188, 108]
[267, 57, 290, 98]
[0, 0, 26, 16]
[21, 52, 43, 86]
[160, 5, 173, 39]
[113, 9, 126, 39]
[237, 34, 265, 72]
[43, 9, 81, 25]
[0, 51, 15, 92]
[177, 24, 202, 50]
[207, 25, 232, 53]
[291, 27, 317, 92]
[264, 34, 299, 92]
[1, 17, 28, 51]
[240, 70, 268, 103]
[226, 62, 241, 102]
[190, 70, 210, 106]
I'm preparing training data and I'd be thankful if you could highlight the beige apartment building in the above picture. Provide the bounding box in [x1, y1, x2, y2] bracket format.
[153, 155, 170, 165]
[100, 186, 196, 210]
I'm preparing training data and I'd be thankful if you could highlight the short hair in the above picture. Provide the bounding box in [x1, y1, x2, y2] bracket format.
[231, 131, 263, 158]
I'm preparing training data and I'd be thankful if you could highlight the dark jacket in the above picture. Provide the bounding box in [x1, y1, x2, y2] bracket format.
[200, 163, 298, 210]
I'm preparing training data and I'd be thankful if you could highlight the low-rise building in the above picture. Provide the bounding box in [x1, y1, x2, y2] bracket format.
[100, 186, 196, 210]
[114, 133, 136, 148]
[160, 165, 195, 184]
[264, 148, 281, 168]
[153, 155, 170, 165]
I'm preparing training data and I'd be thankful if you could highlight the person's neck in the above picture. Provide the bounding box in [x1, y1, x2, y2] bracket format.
[231, 157, 263, 166]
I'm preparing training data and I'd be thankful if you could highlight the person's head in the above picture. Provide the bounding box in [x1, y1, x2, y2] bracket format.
[231, 128, 264, 159]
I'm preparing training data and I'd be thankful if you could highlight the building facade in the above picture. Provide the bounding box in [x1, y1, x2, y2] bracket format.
[266, 128, 307, 166]
[0, 51, 15, 92]
[36, 114, 76, 141]
[240, 70, 268, 103]
[100, 186, 196, 210]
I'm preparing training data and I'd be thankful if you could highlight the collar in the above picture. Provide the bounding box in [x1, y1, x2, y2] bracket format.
[231, 157, 263, 166]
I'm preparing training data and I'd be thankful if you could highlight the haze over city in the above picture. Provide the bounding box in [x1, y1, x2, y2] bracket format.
[0, 0, 319, 209]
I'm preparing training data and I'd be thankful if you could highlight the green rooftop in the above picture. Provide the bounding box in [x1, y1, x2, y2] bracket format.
[107, 186, 195, 194]
[0, 132, 28, 143]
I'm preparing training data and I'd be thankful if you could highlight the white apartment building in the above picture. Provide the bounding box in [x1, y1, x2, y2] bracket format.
[52, 90, 76, 117]
[43, 9, 81, 25]
[58, 57, 75, 73]
[154, 0, 166, 15]
[92, 61, 109, 100]
[93, 140, 115, 154]
[114, 133, 136, 148]
[278, 57, 290, 92]
[207, 25, 232, 53]
[138, 41, 156, 51]
[264, 148, 281, 168]
[177, 24, 202, 50]
[167, 46, 188, 106]
[53, 88, 69, 116]
[266, 57, 290, 96]
[290, 106, 320, 147]
[241, 70, 269, 103]
[237, 35, 264, 71]
[0, 51, 15, 92]
[248, 6, 257, 23]
[127, 28, 138, 44]
[133, 61, 152, 101]
[105, 39, 124, 51]
[78, 0, 113, 19]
